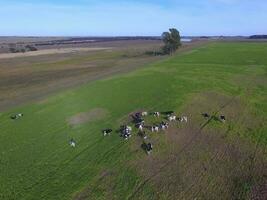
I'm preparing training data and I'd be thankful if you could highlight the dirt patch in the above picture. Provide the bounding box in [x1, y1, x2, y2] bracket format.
[67, 108, 108, 126]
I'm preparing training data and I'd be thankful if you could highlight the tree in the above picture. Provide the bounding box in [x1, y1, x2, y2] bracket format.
[162, 28, 181, 55]
[25, 45, 38, 51]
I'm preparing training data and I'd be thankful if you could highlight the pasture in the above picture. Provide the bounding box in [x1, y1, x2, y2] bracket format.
[0, 42, 266, 199]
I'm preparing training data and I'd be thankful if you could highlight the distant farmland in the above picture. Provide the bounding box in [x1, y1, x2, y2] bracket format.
[0, 41, 266, 199]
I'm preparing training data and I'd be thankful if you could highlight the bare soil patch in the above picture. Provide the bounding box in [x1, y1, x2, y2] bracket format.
[67, 108, 108, 126]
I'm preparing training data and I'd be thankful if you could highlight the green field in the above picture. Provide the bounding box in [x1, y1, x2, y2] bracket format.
[0, 42, 266, 199]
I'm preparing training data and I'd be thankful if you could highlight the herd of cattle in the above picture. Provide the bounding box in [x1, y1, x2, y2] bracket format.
[10, 111, 226, 154]
[102, 111, 226, 155]
[102, 111, 189, 155]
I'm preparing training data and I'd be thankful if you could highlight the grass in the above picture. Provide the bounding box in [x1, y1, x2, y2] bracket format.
[0, 42, 266, 199]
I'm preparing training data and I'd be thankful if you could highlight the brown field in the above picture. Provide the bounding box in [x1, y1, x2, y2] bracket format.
[0, 47, 112, 59]
[0, 39, 205, 112]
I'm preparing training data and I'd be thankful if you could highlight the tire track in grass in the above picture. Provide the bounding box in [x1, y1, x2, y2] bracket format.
[22, 114, 129, 194]
[23, 136, 106, 194]
[157, 126, 233, 199]
[186, 143, 234, 199]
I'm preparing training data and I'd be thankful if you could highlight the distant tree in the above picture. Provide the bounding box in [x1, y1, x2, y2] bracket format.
[25, 45, 38, 51]
[162, 28, 182, 55]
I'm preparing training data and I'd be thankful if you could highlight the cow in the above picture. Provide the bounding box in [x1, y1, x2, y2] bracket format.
[146, 143, 153, 155]
[220, 115, 226, 122]
[69, 139, 76, 147]
[178, 116, 188, 123]
[141, 111, 148, 116]
[160, 122, 169, 130]
[123, 133, 131, 140]
[138, 124, 143, 131]
[202, 113, 210, 118]
[168, 115, 176, 121]
[11, 113, 24, 120]
[120, 125, 132, 140]
[151, 126, 159, 132]
[103, 129, 112, 136]
[153, 112, 160, 117]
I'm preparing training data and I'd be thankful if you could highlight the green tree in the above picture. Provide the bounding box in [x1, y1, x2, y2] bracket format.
[162, 28, 182, 55]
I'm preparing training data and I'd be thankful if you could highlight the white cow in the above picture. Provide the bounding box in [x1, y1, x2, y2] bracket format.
[168, 115, 176, 121]
[180, 116, 188, 123]
[141, 111, 148, 116]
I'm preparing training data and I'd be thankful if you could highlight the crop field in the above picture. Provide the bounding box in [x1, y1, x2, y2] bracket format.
[0, 42, 266, 199]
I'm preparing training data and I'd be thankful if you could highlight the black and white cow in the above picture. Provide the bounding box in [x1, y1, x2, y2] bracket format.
[69, 138, 76, 147]
[220, 115, 226, 122]
[160, 121, 169, 130]
[121, 125, 132, 140]
[137, 124, 143, 131]
[103, 129, 113, 136]
[153, 112, 160, 117]
[178, 116, 188, 123]
[151, 125, 159, 132]
[11, 113, 24, 120]
[146, 143, 153, 155]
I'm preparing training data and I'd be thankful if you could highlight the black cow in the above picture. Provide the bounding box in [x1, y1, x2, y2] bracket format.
[202, 113, 210, 118]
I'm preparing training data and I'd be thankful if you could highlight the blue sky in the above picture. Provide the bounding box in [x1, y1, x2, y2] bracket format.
[0, 0, 266, 36]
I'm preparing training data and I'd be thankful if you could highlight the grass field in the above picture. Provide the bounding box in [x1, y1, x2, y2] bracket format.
[0, 42, 266, 199]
